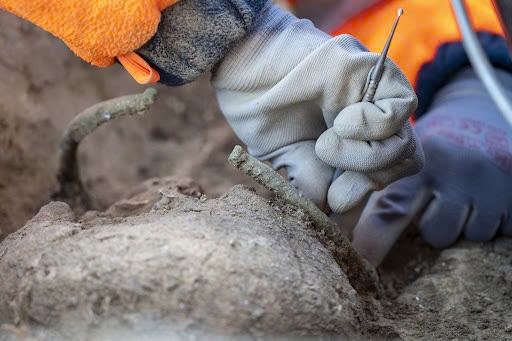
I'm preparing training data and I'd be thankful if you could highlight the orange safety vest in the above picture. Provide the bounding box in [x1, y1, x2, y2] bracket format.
[332, 0, 504, 89]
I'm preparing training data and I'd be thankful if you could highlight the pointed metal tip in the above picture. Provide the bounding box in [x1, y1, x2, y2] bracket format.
[398, 8, 404, 16]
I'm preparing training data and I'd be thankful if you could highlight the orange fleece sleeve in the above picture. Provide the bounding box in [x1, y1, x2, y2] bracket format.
[0, 0, 179, 67]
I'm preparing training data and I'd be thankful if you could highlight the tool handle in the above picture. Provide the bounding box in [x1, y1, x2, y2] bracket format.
[363, 79, 378, 103]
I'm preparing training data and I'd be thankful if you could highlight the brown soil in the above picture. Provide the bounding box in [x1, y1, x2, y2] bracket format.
[1, 10, 511, 341]
[0, 11, 256, 241]
[0, 187, 372, 339]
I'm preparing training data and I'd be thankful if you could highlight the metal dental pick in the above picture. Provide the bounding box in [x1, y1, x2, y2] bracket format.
[363, 8, 404, 103]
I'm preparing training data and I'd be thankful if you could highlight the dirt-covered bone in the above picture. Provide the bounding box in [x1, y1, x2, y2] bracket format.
[53, 88, 158, 213]
[229, 145, 378, 295]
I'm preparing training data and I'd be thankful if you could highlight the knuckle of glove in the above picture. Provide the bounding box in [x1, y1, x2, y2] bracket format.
[359, 124, 424, 189]
[316, 121, 419, 172]
[376, 60, 418, 113]
[333, 97, 416, 142]
[332, 58, 417, 141]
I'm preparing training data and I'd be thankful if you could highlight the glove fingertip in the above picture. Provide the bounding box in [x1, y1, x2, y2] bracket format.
[352, 227, 392, 268]
[327, 173, 376, 214]
[315, 130, 341, 166]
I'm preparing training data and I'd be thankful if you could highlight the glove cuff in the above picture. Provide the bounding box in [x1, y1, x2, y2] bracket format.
[137, 0, 269, 86]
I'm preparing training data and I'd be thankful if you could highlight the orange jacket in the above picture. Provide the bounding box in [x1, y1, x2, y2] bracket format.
[332, 0, 503, 89]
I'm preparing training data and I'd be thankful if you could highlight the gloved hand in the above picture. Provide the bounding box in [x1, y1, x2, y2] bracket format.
[3, 0, 421, 212]
[317, 116, 423, 213]
[212, 3, 422, 212]
[141, 1, 335, 207]
[353, 67, 512, 267]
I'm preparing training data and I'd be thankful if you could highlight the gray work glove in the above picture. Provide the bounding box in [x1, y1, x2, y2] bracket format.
[139, 0, 334, 207]
[263, 141, 334, 209]
[353, 67, 512, 267]
[213, 3, 422, 212]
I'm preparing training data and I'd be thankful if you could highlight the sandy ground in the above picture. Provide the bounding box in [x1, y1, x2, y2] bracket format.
[0, 11, 257, 241]
[1, 7, 512, 341]
[1, 184, 511, 340]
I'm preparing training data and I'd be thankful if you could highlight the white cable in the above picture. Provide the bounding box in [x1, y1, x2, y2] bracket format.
[451, 0, 512, 127]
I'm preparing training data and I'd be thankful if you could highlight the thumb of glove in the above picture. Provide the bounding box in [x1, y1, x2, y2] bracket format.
[266, 141, 335, 209]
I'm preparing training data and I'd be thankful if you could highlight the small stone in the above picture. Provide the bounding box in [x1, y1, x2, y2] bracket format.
[31, 201, 75, 222]
[251, 308, 265, 320]
[480, 296, 494, 307]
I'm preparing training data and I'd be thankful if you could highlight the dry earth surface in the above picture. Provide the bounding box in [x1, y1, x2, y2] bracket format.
[0, 10, 255, 241]
[0, 7, 511, 341]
